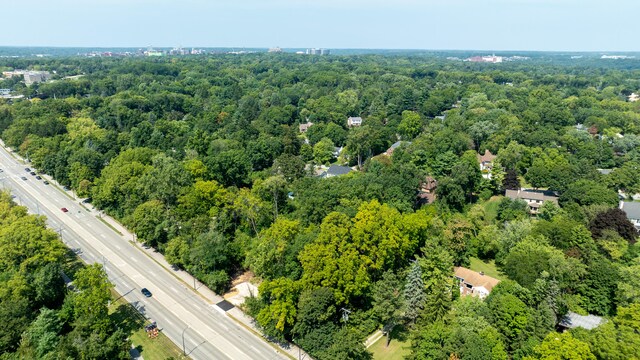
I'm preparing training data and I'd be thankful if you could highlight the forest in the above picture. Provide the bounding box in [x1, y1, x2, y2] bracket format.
[1, 53, 640, 359]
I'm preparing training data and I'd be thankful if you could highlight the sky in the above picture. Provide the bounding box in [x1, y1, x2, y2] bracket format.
[1, 0, 638, 51]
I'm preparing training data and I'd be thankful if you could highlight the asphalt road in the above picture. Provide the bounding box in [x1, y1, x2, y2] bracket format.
[0, 145, 288, 360]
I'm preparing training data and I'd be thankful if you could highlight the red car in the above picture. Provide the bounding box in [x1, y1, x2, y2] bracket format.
[61, 208, 69, 213]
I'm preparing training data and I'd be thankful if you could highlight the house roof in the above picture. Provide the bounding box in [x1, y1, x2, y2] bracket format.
[326, 165, 352, 176]
[454, 267, 500, 293]
[421, 176, 437, 192]
[477, 149, 496, 163]
[597, 168, 613, 175]
[299, 122, 313, 131]
[385, 141, 411, 155]
[505, 189, 558, 203]
[620, 201, 640, 220]
[348, 116, 362, 122]
[558, 312, 605, 330]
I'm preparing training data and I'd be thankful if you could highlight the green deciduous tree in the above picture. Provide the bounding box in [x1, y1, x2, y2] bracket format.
[372, 271, 405, 347]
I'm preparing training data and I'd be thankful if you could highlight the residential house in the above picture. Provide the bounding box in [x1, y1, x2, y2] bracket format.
[477, 149, 497, 179]
[347, 116, 363, 127]
[619, 201, 640, 230]
[319, 164, 352, 178]
[417, 176, 437, 205]
[629, 93, 639, 102]
[384, 141, 411, 156]
[454, 267, 500, 299]
[558, 312, 605, 331]
[299, 121, 313, 133]
[505, 188, 559, 215]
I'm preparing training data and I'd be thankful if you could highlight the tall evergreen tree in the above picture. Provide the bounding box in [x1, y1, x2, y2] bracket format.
[404, 261, 426, 325]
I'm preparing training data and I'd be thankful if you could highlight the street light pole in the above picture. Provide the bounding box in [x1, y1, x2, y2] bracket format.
[182, 326, 189, 356]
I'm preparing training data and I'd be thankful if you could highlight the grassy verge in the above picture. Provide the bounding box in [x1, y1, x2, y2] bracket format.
[109, 289, 187, 360]
[98, 216, 124, 236]
[469, 257, 505, 280]
[370, 329, 410, 360]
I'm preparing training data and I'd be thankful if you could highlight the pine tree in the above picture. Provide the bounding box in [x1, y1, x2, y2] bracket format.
[404, 261, 426, 325]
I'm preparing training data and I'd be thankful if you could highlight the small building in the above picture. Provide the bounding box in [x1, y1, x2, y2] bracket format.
[332, 146, 343, 158]
[628, 93, 639, 102]
[384, 141, 411, 156]
[505, 189, 559, 215]
[417, 176, 438, 205]
[299, 121, 313, 133]
[20, 71, 51, 86]
[558, 312, 605, 331]
[347, 116, 363, 127]
[597, 168, 613, 175]
[454, 267, 500, 299]
[477, 149, 497, 179]
[319, 165, 352, 178]
[619, 201, 640, 230]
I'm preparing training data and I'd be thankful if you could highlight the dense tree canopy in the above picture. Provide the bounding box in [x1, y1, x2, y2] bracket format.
[1, 53, 640, 359]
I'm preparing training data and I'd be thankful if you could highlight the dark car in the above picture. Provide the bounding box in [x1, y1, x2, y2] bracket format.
[35, 175, 42, 180]
[141, 288, 152, 297]
[61, 207, 68, 213]
[24, 168, 31, 172]
[20, 176, 27, 181]
[43, 181, 49, 185]
[30, 171, 36, 176]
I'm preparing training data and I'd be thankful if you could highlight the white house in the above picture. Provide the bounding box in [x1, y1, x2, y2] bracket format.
[454, 267, 500, 299]
[347, 116, 363, 127]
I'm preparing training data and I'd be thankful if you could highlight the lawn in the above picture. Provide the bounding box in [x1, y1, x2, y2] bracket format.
[369, 327, 411, 360]
[109, 290, 186, 360]
[469, 257, 505, 281]
[482, 195, 503, 222]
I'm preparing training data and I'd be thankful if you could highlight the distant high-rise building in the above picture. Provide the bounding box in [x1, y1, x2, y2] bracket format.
[268, 47, 283, 53]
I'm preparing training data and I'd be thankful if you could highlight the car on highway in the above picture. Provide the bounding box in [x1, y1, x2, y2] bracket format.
[43, 181, 49, 185]
[141, 288, 152, 297]
[30, 171, 36, 176]
[24, 168, 31, 172]
[0, 169, 3, 173]
[20, 176, 27, 181]
[61, 207, 69, 213]
[35, 175, 42, 180]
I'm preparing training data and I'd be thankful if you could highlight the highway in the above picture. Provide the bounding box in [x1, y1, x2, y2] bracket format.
[0, 144, 289, 360]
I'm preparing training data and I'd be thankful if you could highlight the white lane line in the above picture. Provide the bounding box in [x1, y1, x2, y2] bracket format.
[130, 256, 138, 262]
[100, 234, 107, 238]
[164, 319, 175, 327]
[171, 287, 179, 293]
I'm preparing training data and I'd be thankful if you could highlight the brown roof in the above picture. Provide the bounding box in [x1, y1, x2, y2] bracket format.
[505, 189, 558, 203]
[477, 149, 496, 163]
[421, 176, 438, 192]
[454, 267, 500, 292]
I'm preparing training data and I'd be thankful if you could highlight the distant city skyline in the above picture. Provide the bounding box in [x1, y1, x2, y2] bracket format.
[2, 0, 639, 52]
